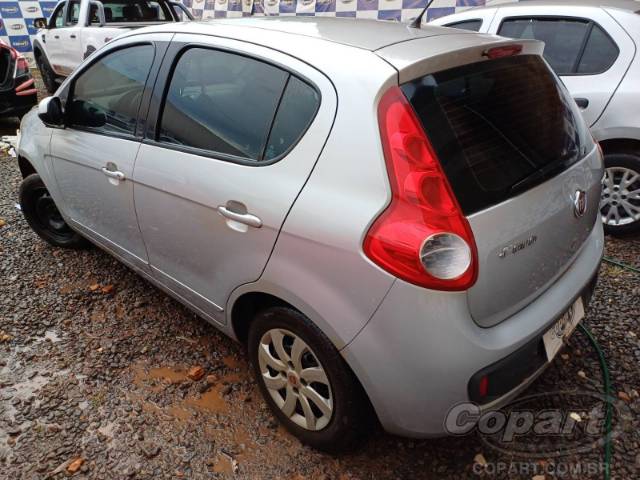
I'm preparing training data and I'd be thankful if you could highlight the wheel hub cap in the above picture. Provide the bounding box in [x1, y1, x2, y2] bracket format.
[258, 328, 333, 431]
[600, 166, 640, 226]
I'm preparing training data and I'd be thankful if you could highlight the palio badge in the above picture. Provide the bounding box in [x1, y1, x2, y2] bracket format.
[498, 235, 538, 259]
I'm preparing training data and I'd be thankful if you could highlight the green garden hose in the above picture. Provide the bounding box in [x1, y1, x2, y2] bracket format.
[578, 323, 612, 480]
[602, 256, 640, 274]
[575, 254, 637, 480]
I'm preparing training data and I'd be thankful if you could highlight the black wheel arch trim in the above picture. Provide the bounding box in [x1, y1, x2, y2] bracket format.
[32, 40, 45, 58]
[18, 156, 38, 179]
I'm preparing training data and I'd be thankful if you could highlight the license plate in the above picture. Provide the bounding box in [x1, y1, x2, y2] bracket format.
[542, 297, 585, 361]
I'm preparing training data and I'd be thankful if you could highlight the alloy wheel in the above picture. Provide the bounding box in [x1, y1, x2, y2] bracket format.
[600, 166, 640, 227]
[257, 328, 333, 431]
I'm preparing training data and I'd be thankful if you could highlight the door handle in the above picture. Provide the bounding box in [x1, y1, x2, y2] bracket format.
[574, 97, 589, 109]
[101, 167, 125, 181]
[70, 34, 77, 39]
[217, 205, 262, 228]
[54, 35, 60, 39]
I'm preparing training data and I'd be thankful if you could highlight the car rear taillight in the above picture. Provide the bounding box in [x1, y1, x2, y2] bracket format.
[483, 44, 523, 59]
[15, 56, 29, 77]
[364, 86, 478, 291]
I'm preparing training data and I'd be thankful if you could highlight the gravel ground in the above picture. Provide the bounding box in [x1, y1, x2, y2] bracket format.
[1, 77, 639, 480]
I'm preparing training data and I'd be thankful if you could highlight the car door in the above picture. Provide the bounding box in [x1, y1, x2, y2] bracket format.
[133, 35, 337, 324]
[50, 35, 170, 271]
[490, 6, 635, 127]
[43, 1, 68, 75]
[57, 0, 84, 75]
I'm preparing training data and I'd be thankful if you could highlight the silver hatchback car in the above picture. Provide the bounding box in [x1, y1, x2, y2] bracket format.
[17, 18, 604, 452]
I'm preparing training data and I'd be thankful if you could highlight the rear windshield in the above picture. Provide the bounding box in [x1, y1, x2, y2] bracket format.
[401, 55, 590, 215]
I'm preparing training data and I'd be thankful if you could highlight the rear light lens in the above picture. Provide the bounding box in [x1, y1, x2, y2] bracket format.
[364, 86, 478, 291]
[483, 44, 523, 59]
[420, 233, 472, 280]
[15, 56, 29, 77]
[478, 375, 489, 398]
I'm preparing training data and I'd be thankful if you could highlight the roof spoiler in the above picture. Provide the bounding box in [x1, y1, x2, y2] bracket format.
[376, 36, 545, 83]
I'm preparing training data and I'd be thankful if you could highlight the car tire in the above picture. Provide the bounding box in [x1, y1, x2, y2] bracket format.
[19, 174, 89, 249]
[248, 306, 373, 453]
[35, 52, 58, 95]
[601, 152, 640, 235]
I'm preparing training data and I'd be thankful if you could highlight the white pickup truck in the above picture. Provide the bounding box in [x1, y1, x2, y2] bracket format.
[32, 0, 192, 93]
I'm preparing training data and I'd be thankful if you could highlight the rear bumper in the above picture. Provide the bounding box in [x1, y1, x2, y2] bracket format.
[341, 221, 604, 438]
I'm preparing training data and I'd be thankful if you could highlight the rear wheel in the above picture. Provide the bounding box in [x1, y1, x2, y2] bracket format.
[19, 174, 89, 249]
[248, 306, 372, 453]
[35, 51, 58, 94]
[601, 152, 640, 235]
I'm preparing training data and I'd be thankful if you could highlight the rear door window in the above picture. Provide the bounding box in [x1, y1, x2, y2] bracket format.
[159, 47, 319, 162]
[499, 18, 589, 74]
[445, 19, 483, 32]
[498, 17, 619, 75]
[577, 24, 619, 74]
[401, 55, 590, 215]
[264, 77, 320, 160]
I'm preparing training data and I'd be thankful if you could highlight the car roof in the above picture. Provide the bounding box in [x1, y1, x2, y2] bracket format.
[142, 16, 466, 51]
[480, 0, 639, 12]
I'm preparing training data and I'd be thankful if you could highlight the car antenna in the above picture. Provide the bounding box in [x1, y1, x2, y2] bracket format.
[409, 0, 436, 29]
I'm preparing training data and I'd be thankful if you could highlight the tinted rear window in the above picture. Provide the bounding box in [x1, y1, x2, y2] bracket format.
[160, 47, 289, 160]
[499, 18, 590, 75]
[401, 55, 590, 215]
[499, 18, 619, 75]
[577, 25, 619, 74]
[264, 77, 320, 160]
[159, 47, 319, 163]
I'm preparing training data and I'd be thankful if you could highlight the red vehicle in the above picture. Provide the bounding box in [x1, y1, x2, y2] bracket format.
[1, 39, 38, 119]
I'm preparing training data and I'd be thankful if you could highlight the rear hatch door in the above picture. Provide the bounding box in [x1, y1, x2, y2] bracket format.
[382, 40, 603, 327]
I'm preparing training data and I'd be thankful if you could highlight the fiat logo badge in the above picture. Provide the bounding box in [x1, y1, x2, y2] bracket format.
[573, 190, 587, 218]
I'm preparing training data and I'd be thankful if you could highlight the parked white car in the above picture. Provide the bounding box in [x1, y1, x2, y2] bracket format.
[431, 0, 640, 234]
[32, 0, 191, 93]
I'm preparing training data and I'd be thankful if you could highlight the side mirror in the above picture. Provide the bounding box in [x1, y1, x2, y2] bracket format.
[33, 17, 48, 29]
[38, 97, 65, 128]
[89, 1, 106, 26]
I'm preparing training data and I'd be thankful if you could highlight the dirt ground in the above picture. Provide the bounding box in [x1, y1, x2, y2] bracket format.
[1, 75, 639, 480]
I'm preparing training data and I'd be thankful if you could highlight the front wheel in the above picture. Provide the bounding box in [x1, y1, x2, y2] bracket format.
[601, 152, 640, 235]
[19, 174, 89, 249]
[35, 52, 58, 94]
[248, 307, 372, 453]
